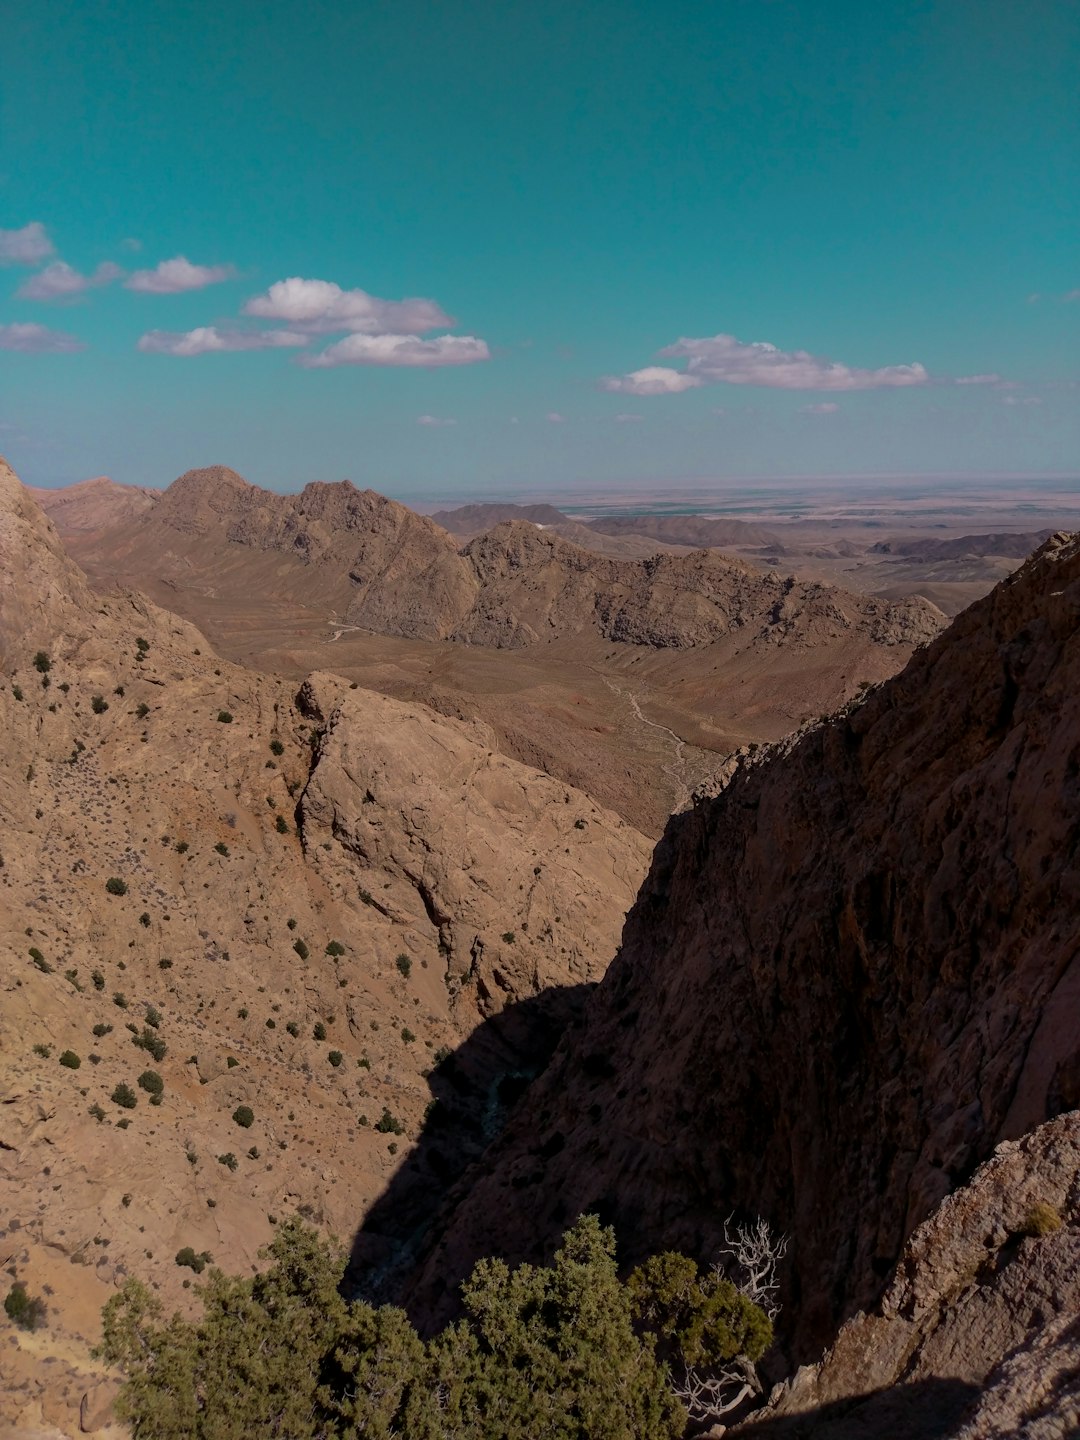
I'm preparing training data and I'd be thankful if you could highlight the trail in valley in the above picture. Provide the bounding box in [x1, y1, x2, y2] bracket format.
[595, 671, 693, 812]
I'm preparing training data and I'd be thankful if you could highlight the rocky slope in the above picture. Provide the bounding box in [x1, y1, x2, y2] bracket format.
[400, 532, 1080, 1363]
[0, 457, 652, 1436]
[66, 467, 942, 652]
[739, 1113, 1080, 1438]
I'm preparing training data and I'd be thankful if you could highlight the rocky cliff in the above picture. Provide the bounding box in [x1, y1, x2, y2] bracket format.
[401, 532, 1080, 1363]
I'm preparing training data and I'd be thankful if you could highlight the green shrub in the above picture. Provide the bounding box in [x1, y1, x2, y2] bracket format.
[136, 636, 149, 653]
[32, 1043, 52, 1059]
[400, 1027, 415, 1044]
[218, 1152, 238, 1171]
[502, 931, 516, 944]
[92, 969, 105, 990]
[11, 685, 23, 701]
[328, 1050, 343, 1067]
[111, 1083, 137, 1110]
[89, 1103, 106, 1122]
[269, 739, 284, 756]
[286, 1022, 299, 1037]
[133, 1028, 166, 1062]
[59, 1050, 81, 1070]
[293, 939, 309, 959]
[1021, 1202, 1063, 1237]
[175, 840, 189, 854]
[232, 1105, 254, 1129]
[136, 703, 150, 719]
[29, 947, 50, 972]
[105, 877, 128, 896]
[91, 695, 109, 714]
[375, 1107, 405, 1136]
[325, 940, 345, 957]
[275, 815, 290, 834]
[395, 953, 412, 978]
[114, 992, 128, 1008]
[227, 1056, 239, 1068]
[33, 651, 51, 674]
[175, 1247, 212, 1274]
[216, 711, 233, 724]
[92, 1022, 113, 1038]
[313, 1021, 326, 1042]
[214, 842, 229, 856]
[139, 911, 151, 927]
[4, 1282, 46, 1331]
[137, 1070, 164, 1098]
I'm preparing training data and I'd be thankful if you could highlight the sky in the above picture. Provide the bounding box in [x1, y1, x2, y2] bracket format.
[1, 0, 1077, 500]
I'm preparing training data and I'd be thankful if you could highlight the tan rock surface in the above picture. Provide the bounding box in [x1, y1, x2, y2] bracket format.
[400, 533, 1080, 1359]
[739, 1114, 1080, 1438]
[0, 457, 650, 1437]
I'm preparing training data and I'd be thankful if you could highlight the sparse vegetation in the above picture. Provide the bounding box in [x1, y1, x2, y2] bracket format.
[328, 1050, 343, 1067]
[138, 1070, 164, 1100]
[502, 930, 516, 943]
[313, 1021, 327, 1042]
[32, 1043, 52, 1059]
[4, 1282, 46, 1332]
[136, 702, 150, 719]
[270, 739, 284, 756]
[1021, 1202, 1063, 1237]
[105, 877, 128, 896]
[93, 1022, 113, 1038]
[218, 1152, 238, 1171]
[216, 710, 233, 724]
[59, 1050, 81, 1070]
[293, 939, 309, 959]
[395, 953, 412, 978]
[326, 940, 345, 957]
[111, 1083, 138, 1110]
[275, 814, 290, 834]
[92, 695, 109, 714]
[232, 1105, 255, 1129]
[375, 1107, 405, 1136]
[175, 1247, 213, 1274]
[214, 842, 230, 856]
[33, 651, 51, 674]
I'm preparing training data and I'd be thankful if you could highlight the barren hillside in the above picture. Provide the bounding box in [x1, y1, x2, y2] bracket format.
[0, 457, 652, 1436]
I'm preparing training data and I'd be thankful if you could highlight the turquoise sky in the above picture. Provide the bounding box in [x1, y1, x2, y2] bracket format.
[1, 0, 1077, 498]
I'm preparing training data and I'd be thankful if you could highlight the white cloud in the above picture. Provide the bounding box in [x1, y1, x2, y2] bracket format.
[121, 237, 143, 252]
[0, 223, 55, 266]
[600, 365, 703, 396]
[954, 373, 1002, 386]
[127, 256, 237, 293]
[799, 402, 840, 414]
[244, 277, 452, 335]
[137, 327, 309, 356]
[0, 322, 85, 353]
[1064, 289, 1080, 303]
[614, 412, 643, 422]
[1001, 394, 1043, 407]
[298, 333, 489, 368]
[657, 334, 929, 390]
[416, 414, 457, 426]
[17, 261, 123, 301]
[546, 411, 566, 423]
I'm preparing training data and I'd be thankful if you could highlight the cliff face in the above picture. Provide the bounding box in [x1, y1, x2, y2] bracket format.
[741, 1113, 1080, 1439]
[403, 533, 1080, 1358]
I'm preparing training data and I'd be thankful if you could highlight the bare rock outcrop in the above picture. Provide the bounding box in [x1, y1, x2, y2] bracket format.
[26, 476, 160, 535]
[740, 1113, 1080, 1438]
[400, 533, 1080, 1356]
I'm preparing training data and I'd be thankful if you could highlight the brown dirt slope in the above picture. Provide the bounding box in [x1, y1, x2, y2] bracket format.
[400, 532, 1080, 1363]
[0, 456, 651, 1437]
[27, 477, 160, 534]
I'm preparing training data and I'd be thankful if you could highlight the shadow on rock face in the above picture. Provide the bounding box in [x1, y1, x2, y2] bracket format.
[344, 980, 594, 1325]
[733, 1376, 982, 1440]
[743, 1376, 984, 1434]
